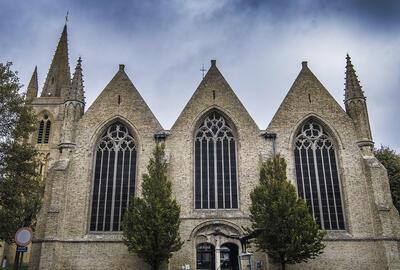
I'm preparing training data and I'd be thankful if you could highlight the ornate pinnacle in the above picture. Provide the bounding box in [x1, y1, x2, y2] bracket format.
[345, 54, 365, 101]
[69, 57, 85, 103]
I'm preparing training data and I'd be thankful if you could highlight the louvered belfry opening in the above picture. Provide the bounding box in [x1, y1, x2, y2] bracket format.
[44, 120, 51, 143]
[294, 120, 345, 230]
[194, 111, 238, 209]
[90, 122, 137, 232]
[37, 115, 51, 144]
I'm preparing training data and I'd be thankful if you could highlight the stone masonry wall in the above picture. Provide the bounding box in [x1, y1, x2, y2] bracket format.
[30, 62, 400, 269]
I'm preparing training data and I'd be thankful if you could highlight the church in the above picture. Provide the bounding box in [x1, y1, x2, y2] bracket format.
[23, 24, 400, 269]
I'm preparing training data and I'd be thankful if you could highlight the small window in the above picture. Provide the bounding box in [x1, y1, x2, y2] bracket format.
[44, 121, 51, 143]
[37, 121, 45, 144]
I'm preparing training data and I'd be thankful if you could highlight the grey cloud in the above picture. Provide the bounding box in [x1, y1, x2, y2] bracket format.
[1, 0, 399, 151]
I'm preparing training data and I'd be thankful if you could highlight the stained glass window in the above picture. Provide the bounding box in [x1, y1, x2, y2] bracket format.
[90, 122, 136, 231]
[195, 112, 238, 209]
[294, 120, 345, 230]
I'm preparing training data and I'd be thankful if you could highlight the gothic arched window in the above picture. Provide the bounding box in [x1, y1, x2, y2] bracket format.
[294, 120, 345, 230]
[37, 114, 51, 144]
[195, 111, 238, 209]
[90, 122, 137, 232]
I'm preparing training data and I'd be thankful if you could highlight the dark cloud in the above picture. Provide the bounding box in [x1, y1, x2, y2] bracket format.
[1, 0, 399, 151]
[234, 0, 400, 29]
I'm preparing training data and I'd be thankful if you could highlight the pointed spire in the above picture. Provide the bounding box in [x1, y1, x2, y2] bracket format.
[343, 54, 373, 151]
[345, 54, 365, 101]
[59, 57, 84, 150]
[26, 66, 38, 100]
[68, 57, 85, 103]
[41, 24, 71, 98]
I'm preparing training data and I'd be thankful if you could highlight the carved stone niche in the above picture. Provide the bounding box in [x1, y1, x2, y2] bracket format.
[194, 222, 241, 245]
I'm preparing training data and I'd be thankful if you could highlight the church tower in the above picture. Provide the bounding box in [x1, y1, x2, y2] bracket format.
[26, 23, 78, 158]
[27, 23, 87, 270]
[344, 54, 374, 153]
[25, 23, 74, 167]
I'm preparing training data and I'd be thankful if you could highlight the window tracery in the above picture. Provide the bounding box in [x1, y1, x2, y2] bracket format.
[90, 122, 137, 231]
[294, 120, 345, 230]
[195, 112, 238, 209]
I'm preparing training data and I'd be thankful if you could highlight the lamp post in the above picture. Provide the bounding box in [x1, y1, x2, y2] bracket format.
[238, 252, 253, 270]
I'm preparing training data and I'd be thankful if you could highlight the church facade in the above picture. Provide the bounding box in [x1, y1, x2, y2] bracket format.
[25, 25, 400, 270]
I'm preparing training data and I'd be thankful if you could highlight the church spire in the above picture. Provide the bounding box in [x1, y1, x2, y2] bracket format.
[26, 66, 38, 101]
[68, 57, 85, 105]
[41, 24, 71, 98]
[344, 54, 365, 102]
[343, 54, 373, 152]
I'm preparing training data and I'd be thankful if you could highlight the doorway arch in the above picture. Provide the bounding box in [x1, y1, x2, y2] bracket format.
[196, 243, 215, 270]
[220, 243, 239, 270]
[192, 221, 242, 270]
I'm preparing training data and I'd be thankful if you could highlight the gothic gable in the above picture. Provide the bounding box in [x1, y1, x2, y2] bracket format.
[267, 62, 378, 236]
[171, 60, 259, 136]
[79, 64, 162, 142]
[57, 65, 162, 238]
[268, 62, 354, 138]
[166, 60, 267, 218]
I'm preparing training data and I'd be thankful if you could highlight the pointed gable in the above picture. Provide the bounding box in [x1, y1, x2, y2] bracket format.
[267, 61, 361, 160]
[80, 64, 162, 139]
[268, 61, 351, 132]
[41, 25, 71, 98]
[167, 60, 265, 217]
[171, 60, 259, 134]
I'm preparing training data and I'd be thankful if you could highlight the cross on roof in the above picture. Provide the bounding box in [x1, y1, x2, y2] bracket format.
[200, 64, 206, 78]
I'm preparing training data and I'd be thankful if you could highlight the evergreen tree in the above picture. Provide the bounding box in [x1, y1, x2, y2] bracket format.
[249, 155, 326, 270]
[122, 144, 183, 270]
[0, 62, 43, 243]
[374, 145, 400, 212]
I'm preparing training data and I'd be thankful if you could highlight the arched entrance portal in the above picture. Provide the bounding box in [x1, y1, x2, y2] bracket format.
[192, 221, 242, 270]
[220, 243, 239, 270]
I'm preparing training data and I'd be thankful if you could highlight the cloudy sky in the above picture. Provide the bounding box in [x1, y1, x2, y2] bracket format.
[1, 0, 400, 151]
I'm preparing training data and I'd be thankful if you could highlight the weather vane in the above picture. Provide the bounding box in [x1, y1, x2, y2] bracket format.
[200, 64, 206, 78]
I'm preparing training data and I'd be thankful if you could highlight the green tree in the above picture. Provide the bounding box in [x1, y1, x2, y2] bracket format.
[0, 62, 43, 244]
[374, 146, 400, 212]
[122, 144, 183, 270]
[249, 155, 326, 270]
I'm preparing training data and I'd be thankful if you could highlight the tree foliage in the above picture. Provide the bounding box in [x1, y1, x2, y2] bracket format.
[0, 62, 36, 143]
[0, 62, 43, 244]
[249, 155, 326, 270]
[374, 146, 400, 212]
[122, 144, 183, 270]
